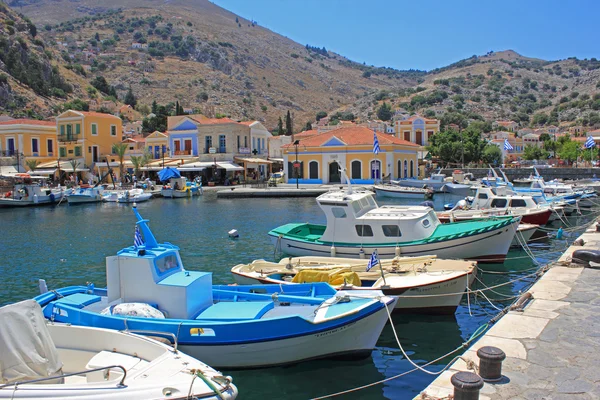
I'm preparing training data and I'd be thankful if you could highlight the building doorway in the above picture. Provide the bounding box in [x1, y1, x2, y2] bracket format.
[329, 161, 341, 183]
[371, 160, 381, 181]
[92, 146, 99, 163]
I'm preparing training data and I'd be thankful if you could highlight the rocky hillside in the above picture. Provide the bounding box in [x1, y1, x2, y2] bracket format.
[0, 1, 81, 118]
[3, 0, 600, 132]
[346, 50, 600, 130]
[6, 0, 423, 130]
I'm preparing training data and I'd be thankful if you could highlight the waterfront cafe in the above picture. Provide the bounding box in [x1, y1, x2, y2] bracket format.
[282, 126, 419, 184]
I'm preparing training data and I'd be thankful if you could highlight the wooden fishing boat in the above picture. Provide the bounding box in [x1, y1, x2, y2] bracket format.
[232, 255, 477, 314]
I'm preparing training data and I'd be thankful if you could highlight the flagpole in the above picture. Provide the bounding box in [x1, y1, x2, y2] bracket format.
[378, 259, 388, 287]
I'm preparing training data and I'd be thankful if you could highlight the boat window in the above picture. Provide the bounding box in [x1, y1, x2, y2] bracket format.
[366, 196, 376, 207]
[478, 193, 488, 199]
[155, 254, 180, 275]
[332, 207, 347, 218]
[422, 218, 431, 228]
[359, 197, 370, 209]
[382, 225, 401, 237]
[355, 225, 374, 237]
[351, 201, 362, 213]
[510, 199, 527, 208]
[490, 199, 507, 208]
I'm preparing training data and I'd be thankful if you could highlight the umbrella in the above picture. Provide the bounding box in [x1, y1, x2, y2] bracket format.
[157, 167, 181, 182]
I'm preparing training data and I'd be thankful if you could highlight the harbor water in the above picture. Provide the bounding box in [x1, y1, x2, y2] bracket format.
[0, 192, 593, 399]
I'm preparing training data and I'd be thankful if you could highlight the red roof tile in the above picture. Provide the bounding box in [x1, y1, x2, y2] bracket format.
[284, 126, 418, 148]
[0, 119, 55, 126]
[238, 120, 256, 126]
[194, 117, 238, 125]
[77, 111, 121, 119]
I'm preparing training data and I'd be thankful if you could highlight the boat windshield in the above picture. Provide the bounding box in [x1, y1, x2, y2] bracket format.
[155, 253, 180, 275]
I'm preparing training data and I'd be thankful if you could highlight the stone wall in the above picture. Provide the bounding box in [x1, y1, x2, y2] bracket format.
[440, 168, 600, 181]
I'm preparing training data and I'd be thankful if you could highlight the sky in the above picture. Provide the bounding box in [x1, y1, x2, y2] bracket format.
[212, 0, 599, 71]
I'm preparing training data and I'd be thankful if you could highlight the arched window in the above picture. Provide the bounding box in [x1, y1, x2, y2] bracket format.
[288, 161, 303, 178]
[309, 161, 319, 179]
[410, 160, 414, 178]
[397, 160, 403, 178]
[351, 161, 361, 179]
[403, 160, 408, 178]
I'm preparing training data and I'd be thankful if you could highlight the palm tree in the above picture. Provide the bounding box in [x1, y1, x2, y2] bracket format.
[25, 159, 39, 173]
[111, 143, 129, 183]
[69, 159, 80, 185]
[130, 155, 143, 179]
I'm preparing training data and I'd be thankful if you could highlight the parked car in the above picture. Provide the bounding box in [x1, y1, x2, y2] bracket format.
[268, 172, 285, 186]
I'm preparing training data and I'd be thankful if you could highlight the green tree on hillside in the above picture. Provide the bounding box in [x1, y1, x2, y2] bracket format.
[277, 117, 285, 135]
[124, 87, 137, 108]
[376, 102, 392, 121]
[285, 110, 293, 136]
[316, 111, 327, 121]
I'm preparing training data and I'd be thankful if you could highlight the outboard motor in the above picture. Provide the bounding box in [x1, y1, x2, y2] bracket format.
[420, 201, 435, 209]
[451, 199, 468, 211]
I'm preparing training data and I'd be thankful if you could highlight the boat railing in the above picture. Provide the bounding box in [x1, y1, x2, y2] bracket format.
[0, 365, 127, 388]
[120, 329, 179, 353]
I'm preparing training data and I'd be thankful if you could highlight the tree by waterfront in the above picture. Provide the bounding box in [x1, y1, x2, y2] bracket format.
[111, 143, 128, 182]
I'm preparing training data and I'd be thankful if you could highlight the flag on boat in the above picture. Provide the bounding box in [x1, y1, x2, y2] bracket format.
[373, 130, 380, 155]
[585, 136, 596, 149]
[134, 225, 145, 248]
[503, 139, 513, 151]
[366, 250, 379, 272]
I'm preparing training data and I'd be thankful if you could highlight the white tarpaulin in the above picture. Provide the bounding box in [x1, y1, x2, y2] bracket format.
[0, 165, 19, 177]
[0, 300, 63, 384]
[216, 162, 244, 171]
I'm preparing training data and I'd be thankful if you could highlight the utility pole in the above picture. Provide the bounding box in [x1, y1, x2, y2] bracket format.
[293, 140, 300, 189]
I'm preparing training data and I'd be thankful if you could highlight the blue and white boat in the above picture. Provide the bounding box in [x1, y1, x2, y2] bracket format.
[32, 207, 396, 369]
[66, 185, 105, 204]
[158, 167, 202, 198]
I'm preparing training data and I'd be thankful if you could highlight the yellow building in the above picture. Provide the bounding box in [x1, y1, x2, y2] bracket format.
[394, 115, 440, 146]
[55, 110, 123, 170]
[0, 119, 57, 171]
[282, 126, 419, 184]
[145, 131, 170, 160]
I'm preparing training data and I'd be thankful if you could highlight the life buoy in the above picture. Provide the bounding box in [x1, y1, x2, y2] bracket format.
[4, 191, 11, 198]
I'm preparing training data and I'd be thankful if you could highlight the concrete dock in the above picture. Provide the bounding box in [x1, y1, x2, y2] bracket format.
[417, 220, 600, 399]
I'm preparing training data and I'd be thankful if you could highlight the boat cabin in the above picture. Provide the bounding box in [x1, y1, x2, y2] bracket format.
[316, 188, 440, 244]
[106, 209, 213, 319]
[469, 186, 538, 210]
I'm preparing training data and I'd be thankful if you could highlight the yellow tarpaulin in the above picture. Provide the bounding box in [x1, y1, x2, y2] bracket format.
[291, 268, 361, 287]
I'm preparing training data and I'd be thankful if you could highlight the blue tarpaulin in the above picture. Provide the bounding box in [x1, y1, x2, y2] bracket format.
[158, 167, 181, 182]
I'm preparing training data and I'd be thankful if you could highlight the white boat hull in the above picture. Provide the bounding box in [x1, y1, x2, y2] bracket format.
[511, 224, 538, 246]
[374, 186, 430, 199]
[272, 220, 520, 263]
[177, 297, 395, 368]
[67, 195, 103, 204]
[161, 188, 198, 198]
[232, 272, 475, 314]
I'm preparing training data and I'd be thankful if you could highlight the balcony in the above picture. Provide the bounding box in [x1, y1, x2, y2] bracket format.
[58, 134, 80, 143]
[174, 150, 192, 156]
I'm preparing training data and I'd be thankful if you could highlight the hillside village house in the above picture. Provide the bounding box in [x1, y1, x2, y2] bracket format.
[491, 134, 542, 163]
[394, 115, 440, 146]
[118, 105, 140, 121]
[492, 120, 518, 132]
[282, 126, 419, 184]
[0, 119, 57, 175]
[35, 111, 124, 178]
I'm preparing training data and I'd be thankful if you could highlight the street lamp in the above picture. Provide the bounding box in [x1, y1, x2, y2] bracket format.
[161, 146, 170, 168]
[293, 140, 300, 189]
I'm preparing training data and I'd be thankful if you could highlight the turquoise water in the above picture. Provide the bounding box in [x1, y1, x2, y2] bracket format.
[0, 192, 593, 399]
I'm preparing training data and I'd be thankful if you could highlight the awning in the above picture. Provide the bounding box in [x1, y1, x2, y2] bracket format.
[31, 169, 57, 175]
[235, 157, 273, 164]
[269, 158, 284, 163]
[61, 166, 89, 173]
[0, 165, 19, 177]
[216, 162, 243, 171]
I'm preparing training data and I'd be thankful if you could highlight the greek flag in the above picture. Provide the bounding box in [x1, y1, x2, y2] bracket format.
[373, 130, 381, 155]
[134, 225, 145, 248]
[503, 139, 513, 151]
[366, 250, 378, 272]
[585, 136, 596, 149]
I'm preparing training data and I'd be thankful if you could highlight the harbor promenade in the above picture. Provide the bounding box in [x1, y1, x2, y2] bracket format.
[417, 220, 600, 399]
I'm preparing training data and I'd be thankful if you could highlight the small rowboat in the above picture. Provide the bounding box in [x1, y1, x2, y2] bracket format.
[374, 184, 434, 199]
[232, 255, 477, 315]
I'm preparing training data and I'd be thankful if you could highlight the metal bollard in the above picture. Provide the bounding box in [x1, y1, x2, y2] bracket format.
[451, 371, 484, 400]
[477, 346, 506, 382]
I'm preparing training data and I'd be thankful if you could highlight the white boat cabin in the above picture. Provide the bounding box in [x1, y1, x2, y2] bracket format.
[316, 188, 440, 244]
[106, 210, 213, 320]
[469, 186, 539, 210]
